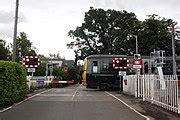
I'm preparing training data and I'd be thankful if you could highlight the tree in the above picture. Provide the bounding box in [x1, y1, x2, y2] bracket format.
[33, 55, 48, 76]
[68, 7, 178, 60]
[16, 32, 37, 62]
[0, 39, 11, 60]
[139, 14, 174, 56]
[67, 7, 139, 60]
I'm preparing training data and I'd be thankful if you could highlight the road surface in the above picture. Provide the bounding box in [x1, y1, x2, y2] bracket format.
[0, 84, 148, 120]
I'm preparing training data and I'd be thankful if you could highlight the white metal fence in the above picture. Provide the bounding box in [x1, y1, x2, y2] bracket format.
[123, 75, 180, 114]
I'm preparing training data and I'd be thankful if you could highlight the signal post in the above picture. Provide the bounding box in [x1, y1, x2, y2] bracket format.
[22, 56, 41, 88]
[133, 54, 142, 97]
[113, 57, 129, 91]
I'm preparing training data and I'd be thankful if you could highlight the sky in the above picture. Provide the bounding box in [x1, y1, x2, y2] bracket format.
[0, 0, 180, 60]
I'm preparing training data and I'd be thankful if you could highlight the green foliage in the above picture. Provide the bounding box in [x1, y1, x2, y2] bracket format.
[16, 32, 37, 62]
[68, 7, 139, 60]
[33, 55, 48, 76]
[0, 39, 11, 60]
[68, 7, 178, 60]
[139, 14, 173, 56]
[52, 66, 80, 82]
[33, 63, 46, 76]
[0, 61, 28, 107]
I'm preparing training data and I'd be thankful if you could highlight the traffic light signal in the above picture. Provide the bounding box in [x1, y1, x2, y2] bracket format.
[133, 54, 142, 69]
[22, 56, 40, 68]
[134, 54, 141, 60]
[113, 57, 129, 69]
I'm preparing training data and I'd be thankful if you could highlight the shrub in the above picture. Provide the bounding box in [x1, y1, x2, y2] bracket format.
[0, 61, 28, 107]
[52, 66, 80, 82]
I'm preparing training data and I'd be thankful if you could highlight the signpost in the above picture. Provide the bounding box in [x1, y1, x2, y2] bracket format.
[22, 56, 41, 86]
[27, 68, 35, 73]
[113, 57, 129, 92]
[133, 54, 142, 97]
[119, 71, 126, 76]
[119, 70, 127, 92]
[133, 54, 142, 69]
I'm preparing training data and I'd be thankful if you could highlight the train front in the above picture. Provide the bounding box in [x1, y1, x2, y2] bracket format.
[85, 55, 130, 90]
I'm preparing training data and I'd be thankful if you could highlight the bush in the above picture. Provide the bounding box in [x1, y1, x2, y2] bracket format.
[52, 66, 80, 83]
[0, 61, 28, 107]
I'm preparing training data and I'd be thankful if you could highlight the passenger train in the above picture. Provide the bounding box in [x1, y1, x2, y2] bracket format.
[81, 54, 135, 90]
[81, 54, 180, 90]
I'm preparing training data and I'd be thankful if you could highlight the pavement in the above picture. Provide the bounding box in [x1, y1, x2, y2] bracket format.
[108, 91, 180, 120]
[0, 84, 179, 120]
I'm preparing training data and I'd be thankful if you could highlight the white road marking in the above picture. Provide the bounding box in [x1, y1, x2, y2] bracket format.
[0, 106, 12, 113]
[72, 84, 80, 100]
[105, 91, 150, 120]
[0, 89, 52, 113]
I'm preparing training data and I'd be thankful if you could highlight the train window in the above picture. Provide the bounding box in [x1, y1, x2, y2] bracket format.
[103, 62, 109, 71]
[92, 61, 98, 73]
[93, 61, 98, 66]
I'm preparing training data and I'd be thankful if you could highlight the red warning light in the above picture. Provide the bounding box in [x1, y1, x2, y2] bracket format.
[113, 57, 129, 69]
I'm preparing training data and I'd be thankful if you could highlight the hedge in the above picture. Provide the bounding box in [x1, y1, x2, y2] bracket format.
[0, 61, 28, 107]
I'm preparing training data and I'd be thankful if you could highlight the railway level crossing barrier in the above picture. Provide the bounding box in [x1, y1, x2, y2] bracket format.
[26, 76, 74, 88]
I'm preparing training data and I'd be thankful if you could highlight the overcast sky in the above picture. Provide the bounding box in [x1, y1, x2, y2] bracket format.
[0, 0, 180, 60]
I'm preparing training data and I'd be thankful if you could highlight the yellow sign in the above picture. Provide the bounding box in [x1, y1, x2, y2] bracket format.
[63, 67, 68, 73]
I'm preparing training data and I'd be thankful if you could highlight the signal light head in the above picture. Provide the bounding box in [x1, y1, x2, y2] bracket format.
[113, 57, 129, 69]
[22, 56, 41, 68]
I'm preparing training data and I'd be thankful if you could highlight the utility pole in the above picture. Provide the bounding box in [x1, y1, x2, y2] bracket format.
[135, 35, 138, 54]
[171, 23, 177, 77]
[12, 0, 19, 61]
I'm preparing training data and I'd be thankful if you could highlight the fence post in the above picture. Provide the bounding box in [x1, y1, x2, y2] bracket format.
[135, 75, 137, 98]
[151, 75, 154, 104]
[143, 75, 145, 101]
[26, 76, 31, 89]
[177, 75, 180, 114]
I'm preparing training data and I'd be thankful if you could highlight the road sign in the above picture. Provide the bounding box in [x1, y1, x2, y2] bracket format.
[27, 68, 35, 72]
[133, 65, 142, 69]
[63, 67, 68, 73]
[119, 71, 126, 76]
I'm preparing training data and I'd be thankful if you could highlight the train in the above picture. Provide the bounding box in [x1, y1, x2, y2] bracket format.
[81, 54, 135, 90]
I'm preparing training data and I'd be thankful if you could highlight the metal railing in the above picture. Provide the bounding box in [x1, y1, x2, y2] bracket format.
[124, 75, 180, 114]
[143, 75, 179, 113]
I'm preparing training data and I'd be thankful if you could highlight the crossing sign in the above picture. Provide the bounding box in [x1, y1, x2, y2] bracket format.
[119, 71, 126, 76]
[27, 68, 35, 72]
[22, 56, 41, 68]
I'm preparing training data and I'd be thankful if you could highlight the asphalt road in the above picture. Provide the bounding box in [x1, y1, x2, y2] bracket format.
[0, 84, 148, 120]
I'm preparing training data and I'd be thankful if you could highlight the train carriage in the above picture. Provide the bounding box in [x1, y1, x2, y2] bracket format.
[83, 54, 135, 90]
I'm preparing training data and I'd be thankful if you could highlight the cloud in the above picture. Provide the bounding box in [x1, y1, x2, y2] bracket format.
[0, 10, 27, 24]
[0, 11, 14, 24]
[93, 0, 180, 9]
[92, 0, 180, 22]
[0, 24, 13, 38]
[0, 10, 27, 39]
